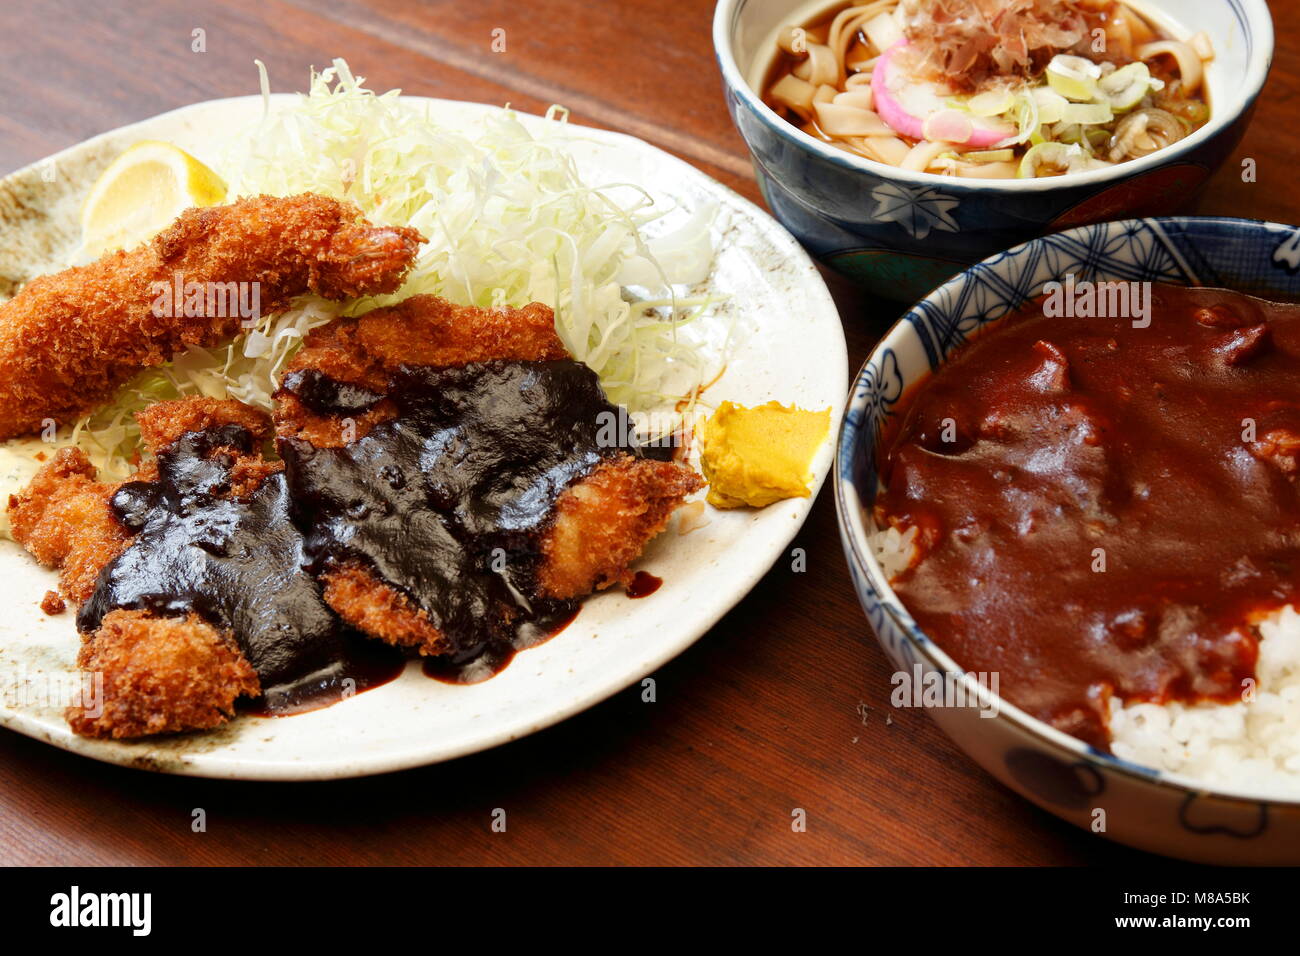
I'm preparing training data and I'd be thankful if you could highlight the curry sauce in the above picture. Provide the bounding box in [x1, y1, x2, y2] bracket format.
[877, 285, 1300, 749]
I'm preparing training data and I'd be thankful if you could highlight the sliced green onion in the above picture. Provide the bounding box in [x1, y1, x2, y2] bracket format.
[1098, 61, 1154, 112]
[1062, 102, 1114, 125]
[1018, 141, 1088, 178]
[1046, 54, 1102, 102]
[1084, 126, 1111, 148]
[966, 89, 1016, 117]
[1032, 87, 1069, 124]
[961, 148, 1015, 162]
[992, 89, 1041, 148]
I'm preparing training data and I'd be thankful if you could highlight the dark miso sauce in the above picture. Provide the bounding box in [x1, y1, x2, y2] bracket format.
[876, 285, 1300, 750]
[281, 358, 664, 678]
[422, 604, 580, 684]
[244, 640, 408, 717]
[625, 571, 663, 598]
[79, 425, 405, 715]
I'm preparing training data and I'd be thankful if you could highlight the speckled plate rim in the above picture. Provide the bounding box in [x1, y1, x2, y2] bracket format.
[0, 95, 849, 780]
[835, 214, 1300, 808]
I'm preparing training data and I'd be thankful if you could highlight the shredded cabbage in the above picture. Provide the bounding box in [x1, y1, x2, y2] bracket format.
[73, 58, 722, 479]
[72, 300, 340, 479]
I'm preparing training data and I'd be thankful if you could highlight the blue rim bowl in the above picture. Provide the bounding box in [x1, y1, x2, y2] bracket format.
[713, 0, 1275, 303]
[835, 216, 1300, 863]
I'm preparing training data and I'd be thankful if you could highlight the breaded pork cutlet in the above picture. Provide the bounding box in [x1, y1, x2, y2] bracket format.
[68, 610, 259, 739]
[7, 446, 132, 609]
[275, 294, 702, 656]
[0, 193, 423, 440]
[8, 398, 280, 738]
[274, 294, 570, 446]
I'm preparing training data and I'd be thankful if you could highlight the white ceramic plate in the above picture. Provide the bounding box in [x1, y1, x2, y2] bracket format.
[0, 96, 847, 779]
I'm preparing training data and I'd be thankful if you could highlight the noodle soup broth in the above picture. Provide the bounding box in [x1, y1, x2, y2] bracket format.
[714, 0, 1271, 300]
[756, 0, 1212, 179]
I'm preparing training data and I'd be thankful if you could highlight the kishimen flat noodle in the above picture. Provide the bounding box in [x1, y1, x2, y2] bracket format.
[761, 0, 1213, 179]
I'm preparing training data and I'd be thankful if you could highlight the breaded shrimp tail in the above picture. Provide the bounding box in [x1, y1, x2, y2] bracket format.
[0, 193, 424, 440]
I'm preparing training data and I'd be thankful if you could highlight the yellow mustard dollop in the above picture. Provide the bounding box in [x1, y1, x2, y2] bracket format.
[700, 400, 830, 509]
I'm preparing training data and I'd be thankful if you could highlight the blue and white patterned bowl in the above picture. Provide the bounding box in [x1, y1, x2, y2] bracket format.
[835, 217, 1300, 864]
[713, 0, 1274, 303]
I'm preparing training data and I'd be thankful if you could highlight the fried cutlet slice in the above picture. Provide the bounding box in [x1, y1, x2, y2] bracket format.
[276, 293, 568, 447]
[7, 447, 131, 606]
[0, 193, 424, 439]
[68, 609, 259, 739]
[134, 396, 281, 498]
[315, 455, 702, 652]
[7, 398, 280, 601]
[538, 455, 702, 599]
[8, 398, 276, 738]
[275, 294, 702, 656]
[135, 395, 275, 453]
[287, 293, 568, 389]
[319, 563, 442, 651]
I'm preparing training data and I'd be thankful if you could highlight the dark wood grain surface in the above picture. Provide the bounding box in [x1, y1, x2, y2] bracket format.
[0, 0, 1295, 866]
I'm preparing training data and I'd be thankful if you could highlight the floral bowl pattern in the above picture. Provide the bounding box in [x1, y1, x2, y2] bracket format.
[713, 0, 1275, 303]
[835, 217, 1300, 864]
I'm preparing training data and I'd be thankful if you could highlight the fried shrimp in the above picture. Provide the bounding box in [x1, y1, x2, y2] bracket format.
[0, 193, 423, 439]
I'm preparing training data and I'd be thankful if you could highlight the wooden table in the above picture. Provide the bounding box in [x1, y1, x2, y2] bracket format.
[0, 0, 1295, 866]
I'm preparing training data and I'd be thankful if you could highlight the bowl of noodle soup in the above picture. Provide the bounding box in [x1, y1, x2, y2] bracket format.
[713, 0, 1273, 301]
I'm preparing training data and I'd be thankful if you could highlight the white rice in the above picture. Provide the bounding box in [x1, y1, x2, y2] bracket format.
[870, 523, 919, 580]
[870, 525, 1300, 798]
[1109, 606, 1300, 797]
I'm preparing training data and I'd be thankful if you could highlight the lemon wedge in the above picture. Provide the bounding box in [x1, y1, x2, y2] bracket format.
[80, 140, 227, 259]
